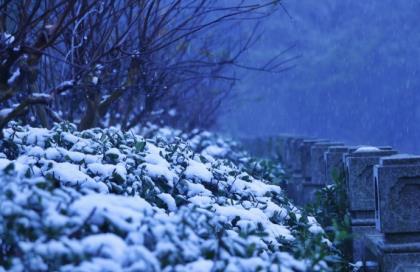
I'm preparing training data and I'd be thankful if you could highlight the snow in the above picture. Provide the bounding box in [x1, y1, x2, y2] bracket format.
[168, 108, 177, 117]
[7, 68, 20, 85]
[105, 148, 124, 159]
[47, 162, 108, 192]
[26, 146, 44, 158]
[157, 193, 177, 211]
[202, 145, 228, 157]
[82, 234, 127, 261]
[67, 258, 123, 272]
[0, 123, 334, 271]
[2, 32, 15, 44]
[142, 143, 177, 186]
[307, 216, 324, 234]
[87, 163, 127, 181]
[229, 178, 281, 197]
[71, 194, 152, 232]
[188, 195, 214, 207]
[214, 205, 294, 241]
[182, 259, 213, 272]
[57, 80, 74, 88]
[31, 93, 51, 99]
[185, 159, 212, 182]
[0, 108, 13, 118]
[186, 181, 212, 197]
[354, 146, 380, 153]
[143, 163, 177, 187]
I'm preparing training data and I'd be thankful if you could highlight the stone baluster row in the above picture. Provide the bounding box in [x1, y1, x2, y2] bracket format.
[270, 135, 420, 270]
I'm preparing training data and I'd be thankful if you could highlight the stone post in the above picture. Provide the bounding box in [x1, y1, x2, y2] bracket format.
[283, 136, 298, 170]
[290, 137, 305, 173]
[287, 137, 308, 205]
[345, 148, 397, 262]
[325, 146, 357, 185]
[301, 139, 328, 181]
[311, 142, 345, 184]
[363, 154, 420, 271]
[274, 134, 292, 163]
[301, 142, 344, 205]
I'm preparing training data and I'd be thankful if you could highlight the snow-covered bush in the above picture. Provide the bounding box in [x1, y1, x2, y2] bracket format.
[0, 122, 345, 271]
[137, 123, 287, 186]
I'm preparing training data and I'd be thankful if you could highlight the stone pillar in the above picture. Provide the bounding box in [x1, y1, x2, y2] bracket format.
[324, 146, 358, 185]
[301, 139, 328, 181]
[289, 139, 327, 205]
[364, 154, 420, 271]
[344, 148, 397, 262]
[300, 142, 344, 205]
[274, 134, 292, 163]
[311, 142, 345, 184]
[287, 137, 308, 205]
[280, 136, 302, 201]
[283, 136, 297, 170]
[290, 137, 305, 173]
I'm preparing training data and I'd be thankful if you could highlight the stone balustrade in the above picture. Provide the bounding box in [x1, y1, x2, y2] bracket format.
[241, 135, 420, 271]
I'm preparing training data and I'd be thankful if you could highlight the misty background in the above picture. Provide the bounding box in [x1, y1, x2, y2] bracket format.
[220, 0, 420, 153]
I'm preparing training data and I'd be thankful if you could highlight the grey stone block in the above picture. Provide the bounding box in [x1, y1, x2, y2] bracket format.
[290, 137, 305, 173]
[374, 154, 420, 234]
[287, 173, 304, 204]
[352, 225, 377, 262]
[345, 149, 397, 214]
[324, 146, 357, 185]
[364, 232, 420, 272]
[284, 136, 299, 169]
[301, 182, 325, 205]
[301, 139, 329, 181]
[310, 142, 344, 184]
[274, 134, 293, 162]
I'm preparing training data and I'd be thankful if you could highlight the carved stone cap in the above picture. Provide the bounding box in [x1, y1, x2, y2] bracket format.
[303, 139, 329, 144]
[327, 146, 354, 153]
[313, 142, 344, 148]
[376, 146, 393, 150]
[379, 154, 420, 166]
[366, 233, 420, 252]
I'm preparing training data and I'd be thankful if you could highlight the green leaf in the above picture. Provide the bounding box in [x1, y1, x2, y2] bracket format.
[135, 141, 146, 153]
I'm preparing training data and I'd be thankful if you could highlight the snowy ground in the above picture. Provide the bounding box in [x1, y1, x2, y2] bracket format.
[0, 122, 338, 271]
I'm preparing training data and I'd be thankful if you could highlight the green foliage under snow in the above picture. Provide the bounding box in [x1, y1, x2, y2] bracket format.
[0, 122, 347, 271]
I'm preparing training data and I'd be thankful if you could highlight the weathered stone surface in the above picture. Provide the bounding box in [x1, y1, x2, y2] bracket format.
[271, 134, 295, 167]
[274, 134, 293, 162]
[374, 154, 420, 234]
[364, 233, 420, 272]
[345, 149, 397, 214]
[290, 137, 305, 172]
[240, 137, 271, 158]
[241, 135, 299, 161]
[352, 225, 377, 262]
[300, 139, 328, 181]
[310, 142, 344, 184]
[284, 136, 300, 169]
[324, 146, 357, 185]
[286, 173, 304, 204]
[301, 182, 325, 205]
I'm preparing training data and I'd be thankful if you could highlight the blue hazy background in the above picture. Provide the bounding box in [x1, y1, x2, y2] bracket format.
[219, 0, 420, 153]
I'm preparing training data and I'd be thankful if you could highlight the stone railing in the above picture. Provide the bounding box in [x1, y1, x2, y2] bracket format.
[241, 136, 420, 271]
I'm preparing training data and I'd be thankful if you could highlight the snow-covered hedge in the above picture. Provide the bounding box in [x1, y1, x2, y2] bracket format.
[0, 123, 344, 271]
